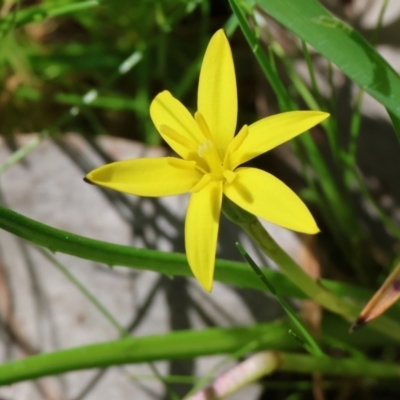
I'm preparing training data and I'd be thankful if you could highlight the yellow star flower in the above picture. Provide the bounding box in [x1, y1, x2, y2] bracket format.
[85, 29, 329, 292]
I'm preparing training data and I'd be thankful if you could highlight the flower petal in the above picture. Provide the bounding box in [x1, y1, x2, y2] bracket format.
[224, 167, 319, 234]
[85, 157, 202, 197]
[228, 111, 329, 168]
[150, 91, 203, 159]
[198, 29, 237, 158]
[185, 181, 223, 292]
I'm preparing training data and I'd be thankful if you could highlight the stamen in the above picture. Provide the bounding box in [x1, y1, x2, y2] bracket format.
[160, 124, 197, 150]
[195, 112, 213, 140]
[227, 125, 249, 154]
[224, 124, 249, 169]
[191, 173, 211, 193]
[196, 140, 223, 178]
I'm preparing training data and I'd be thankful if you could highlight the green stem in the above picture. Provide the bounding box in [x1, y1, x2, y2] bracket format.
[229, 0, 362, 243]
[221, 198, 400, 342]
[0, 323, 294, 386]
[301, 40, 341, 165]
[300, 40, 324, 106]
[0, 204, 302, 296]
[237, 243, 325, 357]
[387, 109, 400, 144]
[2, 334, 399, 389]
[228, 0, 289, 111]
[344, 0, 389, 171]
[0, 132, 47, 175]
[278, 351, 400, 377]
[222, 198, 354, 317]
[1, 204, 400, 340]
[270, 41, 354, 263]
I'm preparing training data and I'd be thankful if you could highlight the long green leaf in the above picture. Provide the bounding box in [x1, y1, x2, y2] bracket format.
[257, 0, 400, 120]
[0, 315, 397, 386]
[229, 0, 361, 245]
[0, 204, 300, 295]
[0, 322, 294, 385]
[3, 204, 400, 341]
[0, 204, 383, 302]
[0, 203, 398, 307]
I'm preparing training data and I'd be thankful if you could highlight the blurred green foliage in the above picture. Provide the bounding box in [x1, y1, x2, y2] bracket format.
[0, 0, 228, 144]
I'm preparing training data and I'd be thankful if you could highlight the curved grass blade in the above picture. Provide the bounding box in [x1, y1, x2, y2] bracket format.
[0, 322, 296, 386]
[257, 0, 400, 125]
[0, 203, 395, 305]
[0, 204, 304, 296]
[2, 204, 400, 341]
[237, 243, 325, 357]
[0, 324, 399, 386]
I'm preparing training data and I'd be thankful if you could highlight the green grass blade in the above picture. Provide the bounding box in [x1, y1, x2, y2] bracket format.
[0, 1, 100, 33]
[0, 322, 296, 386]
[344, 0, 389, 172]
[229, 0, 361, 243]
[0, 134, 45, 175]
[0, 203, 396, 307]
[228, 0, 289, 110]
[387, 110, 400, 143]
[0, 323, 399, 385]
[277, 352, 400, 378]
[3, 203, 400, 342]
[0, 204, 303, 295]
[257, 0, 400, 120]
[236, 243, 325, 357]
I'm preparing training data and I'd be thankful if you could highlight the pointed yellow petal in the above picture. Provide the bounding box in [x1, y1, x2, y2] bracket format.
[228, 111, 329, 168]
[198, 29, 237, 159]
[224, 167, 319, 234]
[185, 181, 223, 292]
[150, 91, 203, 159]
[86, 157, 202, 196]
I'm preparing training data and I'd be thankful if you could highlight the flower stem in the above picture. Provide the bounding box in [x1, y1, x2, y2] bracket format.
[222, 197, 356, 318]
[222, 198, 400, 341]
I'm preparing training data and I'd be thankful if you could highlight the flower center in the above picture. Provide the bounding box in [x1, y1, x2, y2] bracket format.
[190, 111, 237, 193]
[196, 139, 224, 179]
[191, 139, 236, 194]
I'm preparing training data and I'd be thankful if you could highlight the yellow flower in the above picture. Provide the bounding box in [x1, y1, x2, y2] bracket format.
[85, 29, 329, 292]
